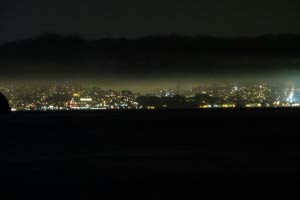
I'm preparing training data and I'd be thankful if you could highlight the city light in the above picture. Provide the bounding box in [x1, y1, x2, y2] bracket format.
[1, 82, 300, 111]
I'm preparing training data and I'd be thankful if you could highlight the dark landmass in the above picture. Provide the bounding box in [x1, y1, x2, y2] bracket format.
[1, 33, 300, 58]
[1, 33, 300, 78]
[0, 92, 10, 113]
[1, 109, 300, 198]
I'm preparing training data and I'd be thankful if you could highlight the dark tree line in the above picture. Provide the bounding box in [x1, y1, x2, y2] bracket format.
[136, 94, 225, 109]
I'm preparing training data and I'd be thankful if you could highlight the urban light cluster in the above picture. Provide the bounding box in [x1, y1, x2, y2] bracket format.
[0, 82, 300, 111]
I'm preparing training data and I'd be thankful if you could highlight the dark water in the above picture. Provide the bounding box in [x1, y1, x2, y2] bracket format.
[0, 109, 299, 198]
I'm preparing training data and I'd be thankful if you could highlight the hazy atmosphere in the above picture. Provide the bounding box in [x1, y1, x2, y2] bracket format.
[1, 0, 300, 108]
[1, 0, 300, 89]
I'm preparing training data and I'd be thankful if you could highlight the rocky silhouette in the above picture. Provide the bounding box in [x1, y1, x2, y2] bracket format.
[0, 92, 11, 113]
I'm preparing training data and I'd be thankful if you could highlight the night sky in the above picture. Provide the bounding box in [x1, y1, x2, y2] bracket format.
[1, 0, 300, 44]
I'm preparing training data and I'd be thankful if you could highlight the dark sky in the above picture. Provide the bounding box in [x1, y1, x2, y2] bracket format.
[1, 0, 300, 44]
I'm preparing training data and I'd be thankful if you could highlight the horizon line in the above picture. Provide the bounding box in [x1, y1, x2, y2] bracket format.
[2, 32, 300, 46]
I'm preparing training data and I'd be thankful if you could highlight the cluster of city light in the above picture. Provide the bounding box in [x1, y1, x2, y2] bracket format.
[199, 104, 236, 109]
[1, 82, 300, 111]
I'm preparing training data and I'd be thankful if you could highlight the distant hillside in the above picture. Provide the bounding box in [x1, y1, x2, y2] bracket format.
[1, 33, 300, 59]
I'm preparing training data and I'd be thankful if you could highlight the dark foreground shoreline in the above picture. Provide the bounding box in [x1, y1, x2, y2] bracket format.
[1, 109, 300, 198]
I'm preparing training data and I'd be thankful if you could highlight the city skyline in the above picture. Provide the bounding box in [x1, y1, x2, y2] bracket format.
[2, 80, 300, 111]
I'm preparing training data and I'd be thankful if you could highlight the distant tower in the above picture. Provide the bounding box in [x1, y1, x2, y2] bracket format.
[0, 92, 11, 113]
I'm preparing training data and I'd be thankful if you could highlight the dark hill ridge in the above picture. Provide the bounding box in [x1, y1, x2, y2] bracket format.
[1, 33, 300, 77]
[1, 33, 300, 58]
